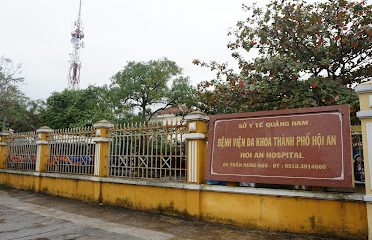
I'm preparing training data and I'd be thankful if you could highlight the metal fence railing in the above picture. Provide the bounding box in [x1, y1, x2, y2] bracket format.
[108, 121, 187, 181]
[352, 130, 365, 183]
[352, 131, 363, 158]
[46, 127, 95, 175]
[6, 131, 37, 171]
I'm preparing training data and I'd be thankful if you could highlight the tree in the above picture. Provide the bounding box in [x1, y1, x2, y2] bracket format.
[0, 56, 40, 131]
[40, 86, 120, 129]
[111, 58, 196, 121]
[195, 0, 371, 121]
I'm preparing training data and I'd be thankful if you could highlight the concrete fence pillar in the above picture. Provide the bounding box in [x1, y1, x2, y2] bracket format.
[184, 111, 209, 184]
[0, 131, 10, 169]
[35, 126, 53, 172]
[93, 120, 114, 177]
[356, 83, 372, 239]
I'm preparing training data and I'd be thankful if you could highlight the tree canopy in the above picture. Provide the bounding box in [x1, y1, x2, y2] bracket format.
[195, 0, 371, 121]
[14, 58, 196, 130]
[40, 86, 119, 129]
[0, 56, 40, 131]
[111, 58, 196, 121]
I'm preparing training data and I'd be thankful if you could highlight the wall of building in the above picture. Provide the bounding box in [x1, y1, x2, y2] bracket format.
[0, 170, 367, 239]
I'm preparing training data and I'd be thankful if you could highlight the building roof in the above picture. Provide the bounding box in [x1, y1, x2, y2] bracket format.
[155, 106, 188, 116]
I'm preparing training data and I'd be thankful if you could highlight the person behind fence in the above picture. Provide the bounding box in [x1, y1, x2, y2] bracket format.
[354, 154, 365, 182]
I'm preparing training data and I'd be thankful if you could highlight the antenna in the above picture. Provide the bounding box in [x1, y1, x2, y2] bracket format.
[68, 0, 84, 90]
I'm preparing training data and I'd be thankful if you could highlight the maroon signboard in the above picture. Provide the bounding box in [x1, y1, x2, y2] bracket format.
[207, 105, 353, 187]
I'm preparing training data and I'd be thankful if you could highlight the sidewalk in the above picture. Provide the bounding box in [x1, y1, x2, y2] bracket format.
[0, 186, 335, 240]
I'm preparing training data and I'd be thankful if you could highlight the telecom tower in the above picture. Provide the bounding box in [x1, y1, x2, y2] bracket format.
[68, 0, 84, 90]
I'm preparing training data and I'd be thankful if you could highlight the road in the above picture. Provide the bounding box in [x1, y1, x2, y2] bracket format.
[0, 186, 334, 240]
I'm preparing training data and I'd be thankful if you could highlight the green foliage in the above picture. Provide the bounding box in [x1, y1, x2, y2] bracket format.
[195, 0, 371, 123]
[167, 76, 197, 113]
[2, 56, 196, 130]
[111, 58, 196, 121]
[0, 56, 41, 131]
[40, 86, 119, 129]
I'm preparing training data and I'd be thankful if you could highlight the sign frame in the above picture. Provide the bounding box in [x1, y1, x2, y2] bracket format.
[206, 105, 353, 187]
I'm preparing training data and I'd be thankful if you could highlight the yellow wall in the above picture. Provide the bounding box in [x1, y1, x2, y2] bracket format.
[200, 191, 366, 237]
[40, 177, 100, 202]
[0, 172, 367, 239]
[102, 183, 189, 215]
[0, 173, 41, 191]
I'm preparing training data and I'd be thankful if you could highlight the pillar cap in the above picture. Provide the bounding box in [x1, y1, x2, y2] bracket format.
[357, 110, 372, 119]
[36, 126, 54, 133]
[185, 111, 209, 121]
[183, 133, 206, 140]
[355, 82, 372, 94]
[93, 120, 114, 129]
[0, 131, 10, 136]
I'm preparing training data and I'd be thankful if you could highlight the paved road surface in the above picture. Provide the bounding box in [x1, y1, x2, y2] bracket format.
[0, 187, 335, 240]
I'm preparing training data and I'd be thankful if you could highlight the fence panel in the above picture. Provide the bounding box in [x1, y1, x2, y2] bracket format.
[109, 121, 187, 181]
[352, 130, 364, 183]
[352, 131, 363, 158]
[46, 127, 95, 175]
[6, 131, 37, 171]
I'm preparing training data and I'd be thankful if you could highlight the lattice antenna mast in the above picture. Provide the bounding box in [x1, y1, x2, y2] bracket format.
[68, 0, 84, 90]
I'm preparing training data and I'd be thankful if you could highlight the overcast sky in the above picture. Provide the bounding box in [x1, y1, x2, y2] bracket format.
[0, 0, 255, 100]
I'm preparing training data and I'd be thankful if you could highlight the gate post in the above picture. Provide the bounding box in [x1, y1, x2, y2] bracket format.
[93, 120, 113, 177]
[0, 131, 10, 169]
[36, 127, 53, 172]
[184, 111, 209, 184]
[356, 83, 372, 239]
